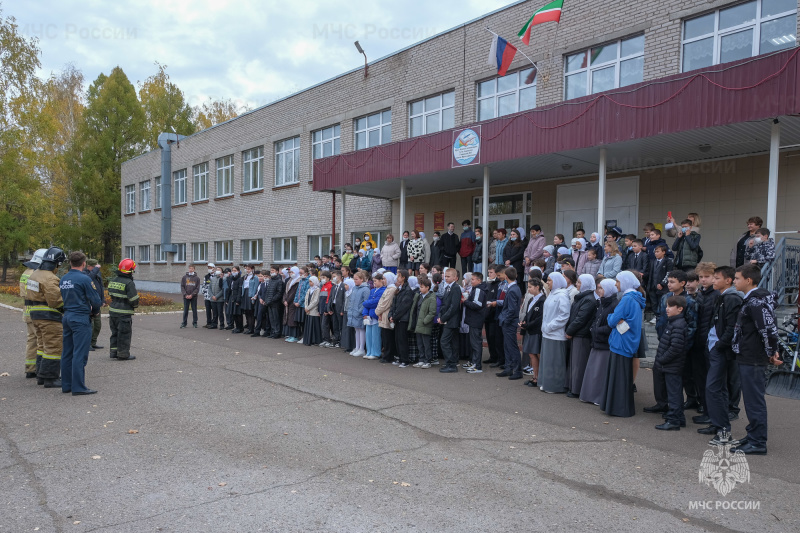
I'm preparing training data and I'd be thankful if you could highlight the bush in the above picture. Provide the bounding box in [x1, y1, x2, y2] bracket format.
[104, 291, 175, 307]
[0, 284, 21, 296]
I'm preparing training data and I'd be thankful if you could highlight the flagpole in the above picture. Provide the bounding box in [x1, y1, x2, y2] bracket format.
[485, 27, 538, 72]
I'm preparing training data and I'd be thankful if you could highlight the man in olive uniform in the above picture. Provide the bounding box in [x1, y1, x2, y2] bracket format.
[84, 259, 106, 351]
[27, 247, 67, 388]
[20, 249, 48, 378]
[108, 258, 139, 360]
[60, 251, 102, 395]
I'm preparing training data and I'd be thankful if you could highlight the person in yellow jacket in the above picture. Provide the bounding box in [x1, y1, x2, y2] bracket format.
[27, 247, 67, 388]
[359, 232, 377, 252]
[20, 249, 48, 378]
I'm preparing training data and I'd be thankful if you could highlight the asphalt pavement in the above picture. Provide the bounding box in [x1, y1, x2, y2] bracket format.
[0, 306, 798, 532]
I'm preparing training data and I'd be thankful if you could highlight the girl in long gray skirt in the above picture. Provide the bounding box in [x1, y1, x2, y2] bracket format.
[565, 274, 598, 397]
[538, 272, 571, 393]
[580, 279, 619, 405]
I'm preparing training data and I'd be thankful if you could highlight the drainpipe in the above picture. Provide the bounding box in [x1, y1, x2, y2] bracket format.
[157, 132, 185, 253]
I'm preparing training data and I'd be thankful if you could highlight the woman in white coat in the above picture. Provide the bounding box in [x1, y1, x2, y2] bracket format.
[538, 272, 572, 393]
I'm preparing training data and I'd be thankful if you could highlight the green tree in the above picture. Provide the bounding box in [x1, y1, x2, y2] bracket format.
[71, 66, 145, 263]
[193, 97, 249, 131]
[138, 62, 195, 150]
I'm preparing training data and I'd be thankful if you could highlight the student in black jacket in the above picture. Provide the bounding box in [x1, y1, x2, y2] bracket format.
[437, 267, 463, 372]
[503, 229, 526, 292]
[521, 278, 545, 387]
[399, 231, 410, 269]
[626, 239, 649, 280]
[482, 266, 502, 366]
[462, 272, 487, 373]
[390, 269, 414, 367]
[688, 263, 719, 418]
[730, 264, 780, 455]
[440, 223, 460, 269]
[654, 295, 689, 431]
[327, 271, 345, 346]
[647, 244, 673, 321]
[265, 267, 285, 338]
[496, 267, 523, 380]
[566, 274, 598, 398]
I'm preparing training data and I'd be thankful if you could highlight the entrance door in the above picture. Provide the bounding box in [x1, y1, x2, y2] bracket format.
[556, 177, 639, 238]
[557, 209, 596, 238]
[473, 193, 531, 234]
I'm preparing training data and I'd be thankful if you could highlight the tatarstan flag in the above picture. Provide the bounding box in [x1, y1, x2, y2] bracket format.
[518, 0, 564, 45]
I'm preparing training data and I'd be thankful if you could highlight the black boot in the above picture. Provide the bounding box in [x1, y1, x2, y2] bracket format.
[43, 379, 62, 388]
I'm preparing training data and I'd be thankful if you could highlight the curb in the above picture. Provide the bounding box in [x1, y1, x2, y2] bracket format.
[0, 302, 182, 317]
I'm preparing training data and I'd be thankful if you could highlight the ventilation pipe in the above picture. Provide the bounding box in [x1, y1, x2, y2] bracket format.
[157, 132, 185, 252]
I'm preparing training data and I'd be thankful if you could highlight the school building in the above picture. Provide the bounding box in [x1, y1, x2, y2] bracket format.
[121, 0, 800, 291]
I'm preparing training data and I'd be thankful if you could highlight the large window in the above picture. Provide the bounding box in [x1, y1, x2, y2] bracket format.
[682, 0, 797, 72]
[193, 162, 208, 201]
[216, 155, 234, 197]
[312, 125, 341, 159]
[309, 235, 332, 259]
[477, 69, 537, 121]
[273, 237, 297, 263]
[125, 184, 136, 214]
[564, 35, 644, 99]
[155, 177, 162, 209]
[154, 244, 167, 263]
[243, 147, 264, 191]
[192, 242, 208, 263]
[410, 91, 455, 136]
[124, 246, 135, 261]
[242, 239, 263, 263]
[275, 137, 300, 186]
[173, 169, 187, 205]
[140, 180, 151, 211]
[355, 110, 391, 150]
[138, 245, 150, 263]
[472, 192, 532, 234]
[174, 243, 186, 263]
[215, 240, 233, 263]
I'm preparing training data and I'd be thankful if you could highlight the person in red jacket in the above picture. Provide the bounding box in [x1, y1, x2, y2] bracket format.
[459, 219, 476, 275]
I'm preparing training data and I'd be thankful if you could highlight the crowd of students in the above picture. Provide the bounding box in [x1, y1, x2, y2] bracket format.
[185, 215, 780, 456]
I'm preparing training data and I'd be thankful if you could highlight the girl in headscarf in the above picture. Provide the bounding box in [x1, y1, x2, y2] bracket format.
[580, 279, 619, 405]
[375, 271, 398, 363]
[538, 272, 570, 394]
[283, 267, 302, 342]
[458, 272, 472, 362]
[588, 232, 604, 260]
[356, 249, 371, 272]
[241, 266, 258, 334]
[571, 238, 589, 274]
[542, 245, 556, 274]
[565, 274, 598, 398]
[521, 277, 546, 387]
[406, 275, 420, 362]
[347, 272, 370, 356]
[538, 272, 571, 393]
[302, 276, 323, 346]
[339, 278, 357, 352]
[601, 271, 645, 417]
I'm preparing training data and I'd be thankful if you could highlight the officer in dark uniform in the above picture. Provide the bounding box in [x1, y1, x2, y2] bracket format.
[59, 251, 102, 395]
[108, 258, 139, 360]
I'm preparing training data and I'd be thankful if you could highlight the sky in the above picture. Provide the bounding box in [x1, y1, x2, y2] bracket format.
[11, 0, 514, 110]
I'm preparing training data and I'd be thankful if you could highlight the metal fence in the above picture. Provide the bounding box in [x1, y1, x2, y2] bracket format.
[760, 237, 800, 306]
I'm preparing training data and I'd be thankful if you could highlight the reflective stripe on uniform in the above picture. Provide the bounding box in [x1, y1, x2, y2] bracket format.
[108, 291, 128, 299]
[25, 358, 36, 364]
[40, 352, 61, 360]
[29, 305, 61, 313]
[130, 295, 139, 302]
[109, 308, 135, 315]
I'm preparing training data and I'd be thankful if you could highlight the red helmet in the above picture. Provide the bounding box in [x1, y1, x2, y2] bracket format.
[118, 258, 136, 274]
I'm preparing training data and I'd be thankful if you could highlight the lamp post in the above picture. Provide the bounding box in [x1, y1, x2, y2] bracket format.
[354, 41, 368, 78]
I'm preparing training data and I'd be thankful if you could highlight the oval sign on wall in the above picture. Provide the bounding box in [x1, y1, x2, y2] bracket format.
[452, 127, 481, 167]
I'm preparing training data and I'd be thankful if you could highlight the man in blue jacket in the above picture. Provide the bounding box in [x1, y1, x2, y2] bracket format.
[496, 267, 523, 380]
[59, 251, 102, 395]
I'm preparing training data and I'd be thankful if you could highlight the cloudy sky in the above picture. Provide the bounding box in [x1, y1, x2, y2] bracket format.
[12, 0, 514, 109]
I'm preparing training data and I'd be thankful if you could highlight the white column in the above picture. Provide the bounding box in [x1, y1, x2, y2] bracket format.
[399, 179, 406, 239]
[482, 166, 490, 274]
[767, 120, 780, 232]
[597, 148, 607, 235]
[340, 189, 346, 254]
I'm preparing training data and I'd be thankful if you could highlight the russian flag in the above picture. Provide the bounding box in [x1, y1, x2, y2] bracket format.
[487, 35, 517, 77]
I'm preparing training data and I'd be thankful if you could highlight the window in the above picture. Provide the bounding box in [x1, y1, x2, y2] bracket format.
[155, 177, 162, 209]
[242, 239, 263, 263]
[309, 235, 332, 259]
[410, 91, 455, 136]
[215, 240, 233, 263]
[242, 147, 264, 191]
[275, 137, 300, 186]
[174, 243, 186, 263]
[216, 155, 234, 197]
[193, 162, 208, 201]
[140, 180, 151, 211]
[138, 245, 150, 263]
[154, 244, 167, 263]
[681, 0, 797, 72]
[312, 125, 341, 159]
[472, 193, 532, 234]
[273, 237, 297, 263]
[173, 169, 187, 205]
[125, 184, 136, 214]
[192, 242, 208, 263]
[124, 246, 135, 260]
[564, 35, 644, 99]
[355, 110, 391, 150]
[477, 68, 537, 121]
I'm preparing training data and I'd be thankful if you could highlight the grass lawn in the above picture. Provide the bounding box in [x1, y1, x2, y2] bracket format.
[0, 292, 182, 314]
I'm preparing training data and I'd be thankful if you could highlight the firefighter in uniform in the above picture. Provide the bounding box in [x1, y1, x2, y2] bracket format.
[60, 251, 102, 395]
[20, 248, 48, 378]
[27, 247, 67, 388]
[108, 258, 139, 360]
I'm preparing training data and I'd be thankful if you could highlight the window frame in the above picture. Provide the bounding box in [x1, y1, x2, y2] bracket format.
[193, 162, 209, 201]
[140, 180, 151, 211]
[154, 244, 167, 263]
[309, 235, 332, 260]
[242, 147, 264, 192]
[409, 91, 455, 137]
[125, 184, 136, 214]
[216, 155, 234, 198]
[138, 245, 150, 264]
[476, 68, 538, 122]
[272, 237, 297, 264]
[173, 168, 187, 205]
[154, 176, 162, 209]
[124, 246, 135, 261]
[354, 110, 392, 150]
[680, 0, 797, 72]
[192, 242, 208, 263]
[173, 243, 186, 263]
[312, 125, 341, 160]
[241, 238, 263, 263]
[215, 240, 233, 264]
[275, 137, 301, 187]
[563, 35, 645, 99]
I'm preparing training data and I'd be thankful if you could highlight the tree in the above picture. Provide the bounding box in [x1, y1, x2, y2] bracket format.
[0, 7, 43, 281]
[193, 97, 250, 131]
[71, 67, 145, 263]
[138, 62, 195, 150]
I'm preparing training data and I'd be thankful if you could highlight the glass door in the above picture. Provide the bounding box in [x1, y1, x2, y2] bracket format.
[473, 193, 531, 233]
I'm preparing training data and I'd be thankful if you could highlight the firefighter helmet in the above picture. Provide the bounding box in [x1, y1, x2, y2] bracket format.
[23, 248, 48, 269]
[118, 258, 136, 274]
[40, 247, 66, 270]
